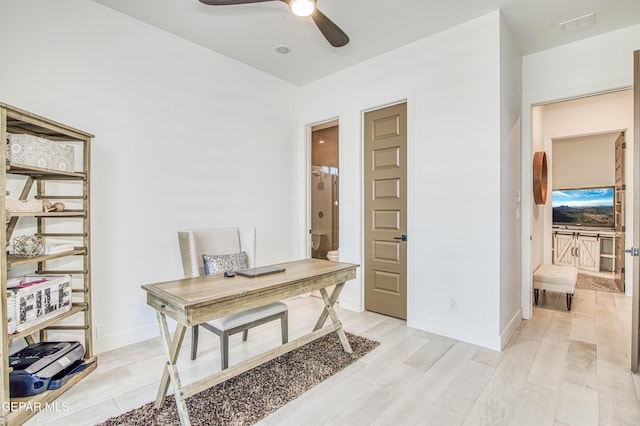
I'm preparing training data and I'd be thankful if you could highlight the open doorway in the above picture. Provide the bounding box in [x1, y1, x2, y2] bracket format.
[531, 90, 633, 305]
[310, 120, 339, 261]
[550, 132, 625, 291]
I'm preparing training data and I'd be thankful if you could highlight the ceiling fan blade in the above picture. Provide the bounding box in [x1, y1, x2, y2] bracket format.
[311, 8, 349, 47]
[200, 0, 349, 48]
[199, 0, 278, 5]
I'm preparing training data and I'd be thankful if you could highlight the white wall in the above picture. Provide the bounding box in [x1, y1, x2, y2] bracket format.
[298, 11, 513, 350]
[0, 0, 299, 353]
[523, 25, 640, 315]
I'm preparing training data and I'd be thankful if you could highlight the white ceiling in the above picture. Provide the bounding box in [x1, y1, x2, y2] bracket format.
[93, 0, 640, 86]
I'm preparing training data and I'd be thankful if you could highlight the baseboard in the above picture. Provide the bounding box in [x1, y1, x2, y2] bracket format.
[500, 309, 522, 349]
[93, 322, 160, 354]
[632, 371, 640, 402]
[43, 322, 161, 355]
[408, 315, 502, 351]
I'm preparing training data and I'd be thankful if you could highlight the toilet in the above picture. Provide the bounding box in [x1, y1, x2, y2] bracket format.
[311, 233, 327, 258]
[327, 249, 340, 262]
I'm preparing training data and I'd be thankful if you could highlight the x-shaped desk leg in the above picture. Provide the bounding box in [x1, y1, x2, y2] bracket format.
[313, 283, 344, 331]
[315, 284, 352, 353]
[154, 311, 191, 426]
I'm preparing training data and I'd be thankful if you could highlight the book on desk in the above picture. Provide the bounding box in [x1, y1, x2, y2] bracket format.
[235, 265, 285, 278]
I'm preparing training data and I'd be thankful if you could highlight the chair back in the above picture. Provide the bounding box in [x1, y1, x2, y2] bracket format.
[177, 227, 256, 277]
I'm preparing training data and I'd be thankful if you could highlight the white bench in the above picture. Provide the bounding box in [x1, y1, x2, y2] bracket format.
[533, 264, 578, 311]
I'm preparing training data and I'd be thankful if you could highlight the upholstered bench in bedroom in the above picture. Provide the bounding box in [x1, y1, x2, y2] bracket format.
[533, 264, 578, 311]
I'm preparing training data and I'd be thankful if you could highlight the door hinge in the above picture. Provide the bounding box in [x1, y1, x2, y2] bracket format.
[622, 142, 626, 149]
[624, 247, 640, 257]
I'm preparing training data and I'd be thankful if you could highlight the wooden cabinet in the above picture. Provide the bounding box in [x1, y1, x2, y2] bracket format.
[553, 231, 600, 272]
[553, 232, 575, 266]
[553, 229, 618, 275]
[0, 103, 96, 425]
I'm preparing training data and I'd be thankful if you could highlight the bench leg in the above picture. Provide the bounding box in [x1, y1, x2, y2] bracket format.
[566, 293, 573, 311]
[533, 288, 539, 305]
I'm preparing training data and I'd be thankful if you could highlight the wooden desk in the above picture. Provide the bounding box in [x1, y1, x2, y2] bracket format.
[142, 258, 358, 426]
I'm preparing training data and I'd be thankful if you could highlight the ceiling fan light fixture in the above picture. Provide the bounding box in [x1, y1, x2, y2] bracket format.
[199, 0, 348, 48]
[290, 0, 315, 17]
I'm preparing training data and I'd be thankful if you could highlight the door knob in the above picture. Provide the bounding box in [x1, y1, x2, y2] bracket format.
[393, 235, 407, 241]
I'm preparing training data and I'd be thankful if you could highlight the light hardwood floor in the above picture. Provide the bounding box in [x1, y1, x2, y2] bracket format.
[25, 288, 640, 425]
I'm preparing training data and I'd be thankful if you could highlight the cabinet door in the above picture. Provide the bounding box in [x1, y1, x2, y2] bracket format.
[576, 235, 600, 272]
[554, 234, 575, 266]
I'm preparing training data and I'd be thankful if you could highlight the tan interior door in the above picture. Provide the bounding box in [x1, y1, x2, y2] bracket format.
[364, 102, 407, 319]
[632, 49, 639, 373]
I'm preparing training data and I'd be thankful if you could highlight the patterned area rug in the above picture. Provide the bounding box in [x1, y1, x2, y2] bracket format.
[576, 273, 620, 293]
[98, 332, 378, 426]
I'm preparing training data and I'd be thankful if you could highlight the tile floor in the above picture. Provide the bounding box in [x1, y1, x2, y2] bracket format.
[24, 288, 640, 425]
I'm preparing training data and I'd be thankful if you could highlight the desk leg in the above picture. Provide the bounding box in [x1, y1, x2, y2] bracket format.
[154, 311, 191, 426]
[318, 287, 352, 353]
[313, 282, 345, 331]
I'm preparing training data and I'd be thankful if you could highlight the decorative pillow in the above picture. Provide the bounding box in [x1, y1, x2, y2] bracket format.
[203, 252, 248, 275]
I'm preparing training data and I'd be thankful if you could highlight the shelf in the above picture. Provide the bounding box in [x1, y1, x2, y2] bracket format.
[2, 102, 94, 141]
[7, 248, 85, 268]
[7, 304, 88, 345]
[552, 228, 615, 236]
[6, 211, 85, 219]
[6, 163, 85, 180]
[1, 102, 94, 425]
[7, 356, 97, 425]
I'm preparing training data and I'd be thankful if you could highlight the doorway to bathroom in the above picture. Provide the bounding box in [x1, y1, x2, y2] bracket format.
[310, 120, 339, 262]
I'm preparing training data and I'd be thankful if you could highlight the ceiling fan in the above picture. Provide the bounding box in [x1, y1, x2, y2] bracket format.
[198, 0, 349, 47]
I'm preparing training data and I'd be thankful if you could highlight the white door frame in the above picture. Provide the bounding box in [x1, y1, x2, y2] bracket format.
[304, 117, 340, 259]
[521, 87, 634, 320]
[631, 49, 639, 373]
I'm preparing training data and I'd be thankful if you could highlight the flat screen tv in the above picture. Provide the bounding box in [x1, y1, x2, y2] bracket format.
[552, 186, 615, 228]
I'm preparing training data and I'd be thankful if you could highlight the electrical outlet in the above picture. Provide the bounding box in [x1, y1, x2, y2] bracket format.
[449, 298, 457, 310]
[95, 324, 106, 339]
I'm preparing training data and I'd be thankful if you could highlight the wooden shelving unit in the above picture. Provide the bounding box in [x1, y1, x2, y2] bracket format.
[613, 133, 625, 291]
[0, 103, 95, 425]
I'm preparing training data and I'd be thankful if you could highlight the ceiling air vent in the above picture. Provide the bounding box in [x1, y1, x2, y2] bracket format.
[560, 13, 596, 34]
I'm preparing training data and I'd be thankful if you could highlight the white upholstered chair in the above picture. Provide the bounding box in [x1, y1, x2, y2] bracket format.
[177, 227, 288, 369]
